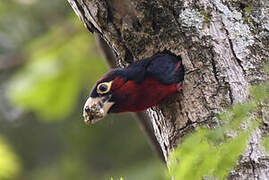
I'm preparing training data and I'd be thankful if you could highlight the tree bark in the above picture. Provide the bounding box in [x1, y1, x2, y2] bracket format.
[67, 0, 269, 179]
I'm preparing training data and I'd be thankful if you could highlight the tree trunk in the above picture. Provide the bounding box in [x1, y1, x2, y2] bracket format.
[67, 0, 269, 179]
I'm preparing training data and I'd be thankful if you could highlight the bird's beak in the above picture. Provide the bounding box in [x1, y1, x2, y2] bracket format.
[83, 96, 114, 125]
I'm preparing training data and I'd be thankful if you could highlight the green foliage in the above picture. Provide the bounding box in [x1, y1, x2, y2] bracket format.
[111, 177, 124, 180]
[0, 0, 9, 16]
[7, 21, 107, 121]
[168, 129, 250, 180]
[168, 79, 269, 180]
[0, 137, 21, 180]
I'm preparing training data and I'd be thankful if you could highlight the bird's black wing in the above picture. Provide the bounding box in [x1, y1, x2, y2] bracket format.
[145, 53, 184, 85]
[115, 52, 184, 85]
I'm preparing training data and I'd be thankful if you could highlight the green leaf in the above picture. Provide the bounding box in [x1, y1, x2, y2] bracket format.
[213, 132, 248, 179]
[0, 137, 21, 180]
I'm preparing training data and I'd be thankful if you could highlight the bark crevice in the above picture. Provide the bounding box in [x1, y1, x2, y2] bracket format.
[249, 143, 257, 179]
[223, 26, 247, 76]
[210, 47, 220, 84]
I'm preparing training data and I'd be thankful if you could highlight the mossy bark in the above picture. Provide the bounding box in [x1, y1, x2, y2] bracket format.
[68, 0, 269, 179]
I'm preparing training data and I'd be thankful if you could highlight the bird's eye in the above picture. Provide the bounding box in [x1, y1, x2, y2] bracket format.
[99, 84, 108, 92]
[97, 82, 112, 94]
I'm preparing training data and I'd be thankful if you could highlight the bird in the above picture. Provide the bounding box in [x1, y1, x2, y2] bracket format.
[83, 51, 185, 124]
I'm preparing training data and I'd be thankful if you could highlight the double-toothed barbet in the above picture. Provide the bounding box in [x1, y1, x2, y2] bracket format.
[83, 52, 184, 124]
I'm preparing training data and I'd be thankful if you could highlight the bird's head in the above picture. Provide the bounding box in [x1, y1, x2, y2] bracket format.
[83, 69, 126, 124]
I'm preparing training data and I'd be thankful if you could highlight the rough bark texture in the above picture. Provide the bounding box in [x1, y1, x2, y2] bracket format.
[67, 0, 269, 179]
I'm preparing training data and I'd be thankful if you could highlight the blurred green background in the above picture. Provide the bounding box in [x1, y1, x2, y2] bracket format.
[0, 0, 164, 179]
